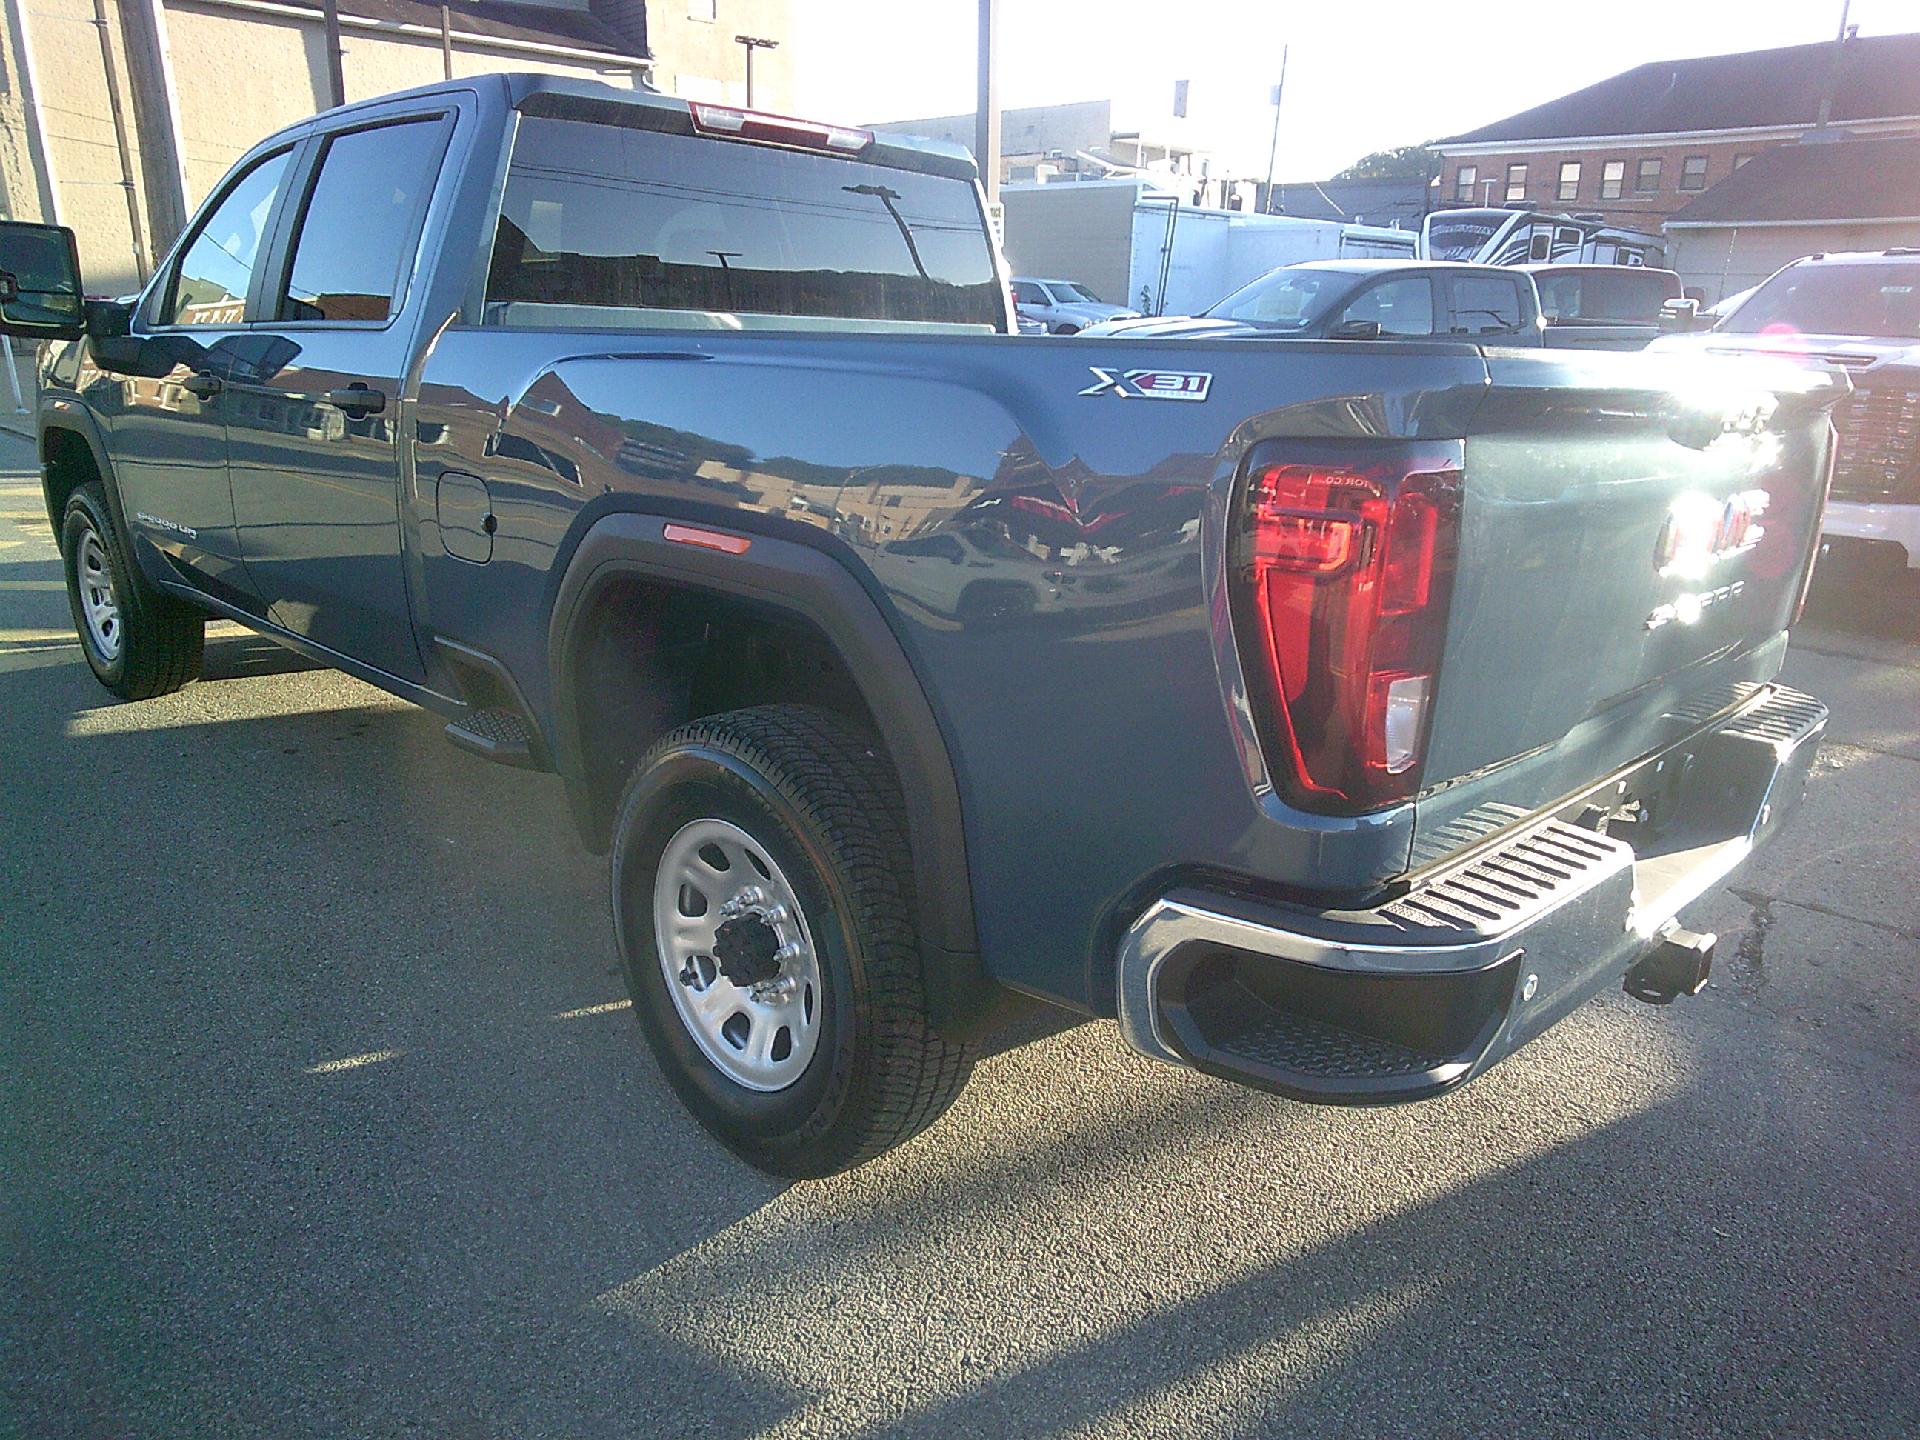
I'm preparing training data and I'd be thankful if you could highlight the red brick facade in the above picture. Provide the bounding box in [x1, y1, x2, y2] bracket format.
[1442, 115, 1920, 231]
[1439, 138, 1787, 229]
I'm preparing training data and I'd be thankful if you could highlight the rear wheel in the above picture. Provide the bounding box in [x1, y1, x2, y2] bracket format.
[611, 704, 975, 1176]
[61, 482, 203, 699]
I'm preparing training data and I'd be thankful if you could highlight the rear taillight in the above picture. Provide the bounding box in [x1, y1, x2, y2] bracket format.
[1230, 442, 1463, 813]
[688, 103, 872, 153]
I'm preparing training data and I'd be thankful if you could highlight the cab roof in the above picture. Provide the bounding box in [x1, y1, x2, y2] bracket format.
[271, 72, 981, 182]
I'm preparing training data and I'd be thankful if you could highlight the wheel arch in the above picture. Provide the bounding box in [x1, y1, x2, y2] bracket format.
[548, 512, 1014, 1039]
[38, 409, 125, 544]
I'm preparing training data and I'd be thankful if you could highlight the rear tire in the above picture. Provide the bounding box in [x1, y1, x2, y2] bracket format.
[611, 704, 975, 1177]
[61, 482, 203, 699]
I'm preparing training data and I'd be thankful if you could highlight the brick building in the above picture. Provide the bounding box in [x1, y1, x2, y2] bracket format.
[1664, 133, 1920, 303]
[1432, 31, 1920, 231]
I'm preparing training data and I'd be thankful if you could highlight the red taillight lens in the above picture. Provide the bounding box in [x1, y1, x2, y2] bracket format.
[1231, 443, 1463, 813]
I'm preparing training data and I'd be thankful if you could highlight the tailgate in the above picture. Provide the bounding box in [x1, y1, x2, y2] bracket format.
[1413, 347, 1846, 859]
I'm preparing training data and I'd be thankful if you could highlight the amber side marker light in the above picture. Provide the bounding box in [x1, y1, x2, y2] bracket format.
[664, 523, 752, 555]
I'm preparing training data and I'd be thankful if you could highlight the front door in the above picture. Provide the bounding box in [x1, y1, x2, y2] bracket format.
[108, 146, 295, 610]
[226, 114, 451, 684]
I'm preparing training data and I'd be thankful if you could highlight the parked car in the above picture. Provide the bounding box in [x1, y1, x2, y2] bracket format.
[1081, 260, 1548, 344]
[2, 75, 1840, 1178]
[1522, 264, 1685, 349]
[1652, 249, 1920, 569]
[1010, 276, 1138, 334]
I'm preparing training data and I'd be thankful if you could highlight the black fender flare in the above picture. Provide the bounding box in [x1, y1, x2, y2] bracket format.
[35, 400, 137, 556]
[547, 512, 1017, 1040]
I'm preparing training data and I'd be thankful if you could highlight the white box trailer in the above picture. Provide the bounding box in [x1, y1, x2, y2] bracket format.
[1001, 180, 1415, 318]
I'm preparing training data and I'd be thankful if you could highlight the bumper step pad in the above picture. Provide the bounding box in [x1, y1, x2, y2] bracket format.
[1117, 683, 1829, 1105]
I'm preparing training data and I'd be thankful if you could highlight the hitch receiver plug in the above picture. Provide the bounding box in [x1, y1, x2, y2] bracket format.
[1625, 924, 1716, 1005]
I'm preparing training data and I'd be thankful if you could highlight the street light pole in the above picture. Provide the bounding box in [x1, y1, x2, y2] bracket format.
[976, 0, 1000, 206]
[734, 34, 777, 109]
[1262, 45, 1288, 215]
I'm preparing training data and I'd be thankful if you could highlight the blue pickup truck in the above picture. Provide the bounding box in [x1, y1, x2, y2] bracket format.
[0, 75, 1841, 1176]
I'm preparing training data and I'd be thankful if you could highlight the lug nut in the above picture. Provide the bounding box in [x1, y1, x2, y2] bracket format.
[775, 941, 806, 965]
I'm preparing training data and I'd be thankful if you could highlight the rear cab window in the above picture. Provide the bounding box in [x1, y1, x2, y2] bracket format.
[484, 115, 1005, 330]
[1448, 274, 1529, 336]
[1338, 276, 1435, 336]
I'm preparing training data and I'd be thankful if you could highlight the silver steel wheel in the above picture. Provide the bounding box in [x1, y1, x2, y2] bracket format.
[75, 527, 122, 662]
[653, 817, 824, 1092]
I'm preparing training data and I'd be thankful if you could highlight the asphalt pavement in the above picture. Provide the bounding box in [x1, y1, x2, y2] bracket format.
[2, 427, 1916, 1439]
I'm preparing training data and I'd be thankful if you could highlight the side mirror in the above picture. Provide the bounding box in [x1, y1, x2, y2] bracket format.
[0, 220, 86, 340]
[1658, 297, 1705, 333]
[1329, 318, 1382, 340]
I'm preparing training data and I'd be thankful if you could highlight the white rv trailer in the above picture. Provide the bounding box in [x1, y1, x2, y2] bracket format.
[1419, 207, 1665, 268]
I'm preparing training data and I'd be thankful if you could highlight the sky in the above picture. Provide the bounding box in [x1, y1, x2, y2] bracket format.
[791, 0, 1919, 181]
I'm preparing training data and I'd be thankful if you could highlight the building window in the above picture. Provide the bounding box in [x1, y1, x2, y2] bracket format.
[1504, 163, 1527, 202]
[1680, 155, 1708, 191]
[1600, 160, 1625, 199]
[1635, 157, 1662, 193]
[1454, 164, 1477, 203]
[1734, 152, 1756, 169]
[1557, 161, 1580, 201]
[689, 0, 716, 20]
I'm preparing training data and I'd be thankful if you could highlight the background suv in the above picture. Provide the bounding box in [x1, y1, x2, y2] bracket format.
[1656, 249, 1920, 569]
[1010, 276, 1138, 334]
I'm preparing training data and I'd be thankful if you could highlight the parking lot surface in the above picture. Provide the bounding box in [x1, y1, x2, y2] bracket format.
[3, 429, 1916, 1438]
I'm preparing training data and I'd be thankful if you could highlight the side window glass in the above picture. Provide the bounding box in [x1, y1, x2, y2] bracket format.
[1013, 283, 1044, 305]
[277, 119, 445, 323]
[1340, 277, 1433, 336]
[1451, 277, 1524, 335]
[166, 149, 292, 326]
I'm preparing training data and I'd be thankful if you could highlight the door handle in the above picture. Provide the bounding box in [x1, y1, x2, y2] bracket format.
[181, 371, 222, 399]
[326, 385, 386, 418]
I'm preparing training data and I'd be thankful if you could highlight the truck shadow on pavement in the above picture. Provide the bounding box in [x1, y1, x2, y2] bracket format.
[5, 629, 1916, 1438]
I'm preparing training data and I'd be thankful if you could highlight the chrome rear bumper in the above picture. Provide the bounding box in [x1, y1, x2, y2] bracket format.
[1115, 684, 1827, 1103]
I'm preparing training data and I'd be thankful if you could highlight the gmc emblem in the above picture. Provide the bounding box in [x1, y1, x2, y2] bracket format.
[1655, 489, 1769, 579]
[1079, 367, 1213, 402]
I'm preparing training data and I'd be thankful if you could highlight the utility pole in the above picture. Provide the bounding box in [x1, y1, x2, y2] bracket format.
[440, 4, 453, 80]
[322, 0, 346, 108]
[92, 0, 149, 282]
[976, 0, 1000, 206]
[1262, 45, 1288, 214]
[1815, 0, 1854, 130]
[734, 34, 777, 108]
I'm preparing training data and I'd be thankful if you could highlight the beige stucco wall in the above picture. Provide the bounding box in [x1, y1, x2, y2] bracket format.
[1669, 219, 1920, 303]
[163, 3, 648, 208]
[0, 0, 154, 294]
[650, 0, 791, 110]
[1, 0, 795, 300]
[1, 0, 661, 298]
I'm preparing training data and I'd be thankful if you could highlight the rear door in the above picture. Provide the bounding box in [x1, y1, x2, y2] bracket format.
[1443, 271, 1533, 341]
[108, 145, 296, 606]
[225, 110, 452, 682]
[1330, 274, 1437, 337]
